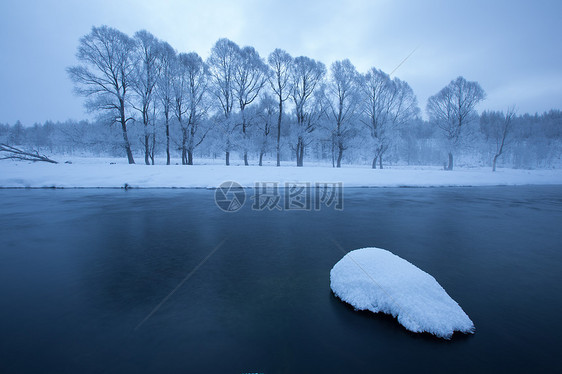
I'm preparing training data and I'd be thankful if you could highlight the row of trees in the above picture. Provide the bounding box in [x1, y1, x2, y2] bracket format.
[3, 109, 561, 169]
[65, 26, 422, 168]
[10, 25, 556, 170]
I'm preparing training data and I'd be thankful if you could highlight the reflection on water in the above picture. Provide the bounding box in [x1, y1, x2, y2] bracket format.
[0, 186, 561, 373]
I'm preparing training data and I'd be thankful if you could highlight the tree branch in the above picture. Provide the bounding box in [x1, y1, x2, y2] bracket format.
[0, 144, 58, 163]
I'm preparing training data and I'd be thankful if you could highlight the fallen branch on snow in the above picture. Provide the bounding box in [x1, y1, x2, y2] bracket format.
[0, 143, 58, 164]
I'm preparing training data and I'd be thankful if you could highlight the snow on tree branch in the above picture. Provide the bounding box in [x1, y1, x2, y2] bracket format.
[0, 144, 58, 164]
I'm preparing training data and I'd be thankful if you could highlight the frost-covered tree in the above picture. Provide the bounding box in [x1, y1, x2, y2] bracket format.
[179, 52, 210, 165]
[480, 107, 516, 171]
[233, 46, 269, 166]
[8, 120, 25, 146]
[207, 38, 240, 165]
[324, 59, 361, 167]
[156, 42, 176, 165]
[254, 93, 277, 166]
[426, 76, 486, 170]
[267, 49, 293, 166]
[290, 56, 326, 166]
[132, 30, 162, 165]
[361, 68, 419, 169]
[171, 53, 190, 164]
[67, 26, 137, 164]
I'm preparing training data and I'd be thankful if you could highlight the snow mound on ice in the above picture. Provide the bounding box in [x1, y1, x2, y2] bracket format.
[330, 247, 474, 339]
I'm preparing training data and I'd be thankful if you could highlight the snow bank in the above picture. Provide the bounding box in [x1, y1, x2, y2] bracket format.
[1, 158, 561, 188]
[330, 247, 474, 339]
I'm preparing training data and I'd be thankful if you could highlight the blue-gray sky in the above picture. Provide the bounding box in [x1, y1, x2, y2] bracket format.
[1, 0, 561, 125]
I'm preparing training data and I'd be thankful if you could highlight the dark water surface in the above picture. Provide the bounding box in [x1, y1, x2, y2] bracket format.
[1, 186, 561, 373]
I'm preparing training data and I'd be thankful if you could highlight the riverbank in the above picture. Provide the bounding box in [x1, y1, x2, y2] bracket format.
[1, 157, 561, 188]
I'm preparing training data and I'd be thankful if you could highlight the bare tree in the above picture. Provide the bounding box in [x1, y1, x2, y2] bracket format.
[255, 93, 277, 166]
[132, 30, 162, 165]
[172, 53, 190, 164]
[361, 67, 418, 169]
[267, 49, 293, 166]
[290, 56, 326, 167]
[324, 59, 361, 168]
[181, 52, 210, 165]
[67, 26, 137, 164]
[480, 107, 516, 171]
[233, 46, 269, 166]
[156, 42, 176, 165]
[427, 76, 486, 170]
[207, 38, 240, 165]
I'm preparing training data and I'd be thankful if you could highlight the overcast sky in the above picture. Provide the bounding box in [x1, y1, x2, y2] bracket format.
[1, 0, 561, 125]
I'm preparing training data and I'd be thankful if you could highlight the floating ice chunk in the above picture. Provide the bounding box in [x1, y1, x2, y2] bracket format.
[330, 247, 474, 339]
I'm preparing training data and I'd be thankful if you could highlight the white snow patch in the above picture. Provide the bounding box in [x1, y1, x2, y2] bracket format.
[330, 247, 474, 339]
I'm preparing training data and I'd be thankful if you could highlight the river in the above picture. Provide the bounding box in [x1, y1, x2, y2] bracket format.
[0, 186, 561, 373]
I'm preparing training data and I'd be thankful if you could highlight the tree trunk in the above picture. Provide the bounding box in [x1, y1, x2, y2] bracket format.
[181, 128, 187, 165]
[165, 117, 170, 165]
[121, 122, 134, 164]
[336, 147, 343, 168]
[241, 107, 249, 166]
[188, 150, 193, 165]
[379, 155, 383, 169]
[276, 101, 282, 167]
[296, 139, 304, 167]
[150, 130, 155, 165]
[331, 137, 335, 168]
[447, 152, 454, 170]
[259, 152, 264, 166]
[119, 99, 134, 164]
[144, 129, 150, 165]
[225, 151, 230, 166]
[371, 156, 377, 169]
[296, 139, 301, 167]
[492, 154, 499, 172]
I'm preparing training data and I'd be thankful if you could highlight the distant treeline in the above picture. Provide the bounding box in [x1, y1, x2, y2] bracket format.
[1, 109, 560, 168]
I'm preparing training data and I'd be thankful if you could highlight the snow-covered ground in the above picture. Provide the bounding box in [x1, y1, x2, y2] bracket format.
[1, 156, 561, 188]
[330, 247, 474, 339]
